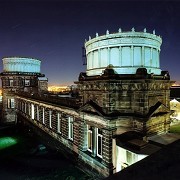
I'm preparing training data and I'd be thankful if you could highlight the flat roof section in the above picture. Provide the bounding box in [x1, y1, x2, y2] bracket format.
[107, 139, 180, 180]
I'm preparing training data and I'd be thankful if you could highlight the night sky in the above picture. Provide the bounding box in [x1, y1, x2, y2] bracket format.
[0, 0, 180, 85]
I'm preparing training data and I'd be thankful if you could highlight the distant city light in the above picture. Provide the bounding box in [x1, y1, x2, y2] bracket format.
[48, 85, 71, 92]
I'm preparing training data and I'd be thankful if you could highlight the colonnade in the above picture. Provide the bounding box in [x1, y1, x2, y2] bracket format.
[87, 46, 160, 70]
[3, 58, 41, 73]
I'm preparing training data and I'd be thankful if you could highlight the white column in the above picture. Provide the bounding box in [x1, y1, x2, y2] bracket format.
[119, 46, 122, 67]
[108, 47, 110, 66]
[33, 64, 35, 72]
[150, 47, 153, 67]
[157, 50, 160, 68]
[98, 49, 101, 68]
[87, 53, 89, 69]
[142, 46, 145, 67]
[89, 52, 93, 69]
[92, 51, 94, 68]
[8, 64, 14, 71]
[131, 45, 134, 67]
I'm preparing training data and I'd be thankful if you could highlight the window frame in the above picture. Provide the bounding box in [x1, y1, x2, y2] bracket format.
[49, 110, 52, 128]
[87, 125, 93, 153]
[9, 79, 14, 86]
[36, 105, 39, 121]
[24, 102, 27, 113]
[25, 79, 30, 86]
[42, 107, 45, 124]
[57, 113, 61, 134]
[31, 104, 34, 120]
[97, 128, 103, 158]
[7, 98, 15, 109]
[68, 116, 74, 141]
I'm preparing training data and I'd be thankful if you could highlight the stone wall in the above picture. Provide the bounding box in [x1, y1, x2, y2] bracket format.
[78, 79, 172, 116]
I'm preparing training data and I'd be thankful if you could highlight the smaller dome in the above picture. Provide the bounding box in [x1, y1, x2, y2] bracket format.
[2, 57, 41, 73]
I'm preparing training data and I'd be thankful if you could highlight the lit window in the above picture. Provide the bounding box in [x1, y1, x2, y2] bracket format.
[42, 107, 45, 124]
[49, 110, 52, 128]
[57, 113, 61, 133]
[7, 98, 15, 108]
[25, 80, 30, 86]
[97, 128, 102, 158]
[37, 106, 39, 121]
[87, 125, 93, 152]
[31, 104, 34, 120]
[9, 79, 13, 86]
[68, 116, 73, 140]
[126, 151, 133, 165]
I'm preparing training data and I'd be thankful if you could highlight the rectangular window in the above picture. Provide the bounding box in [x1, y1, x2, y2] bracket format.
[9, 79, 13, 86]
[25, 80, 30, 86]
[37, 106, 39, 121]
[97, 128, 102, 158]
[49, 110, 52, 128]
[42, 107, 45, 124]
[126, 151, 132, 164]
[22, 102, 24, 112]
[31, 104, 34, 120]
[7, 98, 15, 108]
[57, 113, 61, 133]
[24, 103, 27, 113]
[28, 103, 31, 116]
[68, 116, 73, 140]
[87, 125, 93, 152]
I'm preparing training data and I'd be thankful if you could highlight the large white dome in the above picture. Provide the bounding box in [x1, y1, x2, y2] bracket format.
[85, 29, 162, 76]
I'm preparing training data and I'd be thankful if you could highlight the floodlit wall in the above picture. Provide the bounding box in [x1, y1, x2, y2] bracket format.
[170, 99, 180, 121]
[115, 146, 147, 172]
[85, 29, 162, 76]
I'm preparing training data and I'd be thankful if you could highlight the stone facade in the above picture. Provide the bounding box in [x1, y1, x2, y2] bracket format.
[77, 69, 173, 136]
[0, 58, 47, 123]
[1, 72, 173, 177]
[13, 70, 173, 176]
[0, 30, 174, 177]
[15, 94, 113, 176]
[78, 77, 171, 115]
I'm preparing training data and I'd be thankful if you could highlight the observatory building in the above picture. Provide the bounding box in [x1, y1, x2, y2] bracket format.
[3, 57, 41, 73]
[1, 57, 48, 123]
[77, 28, 173, 174]
[0, 29, 174, 178]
